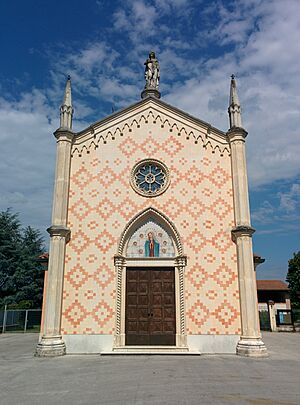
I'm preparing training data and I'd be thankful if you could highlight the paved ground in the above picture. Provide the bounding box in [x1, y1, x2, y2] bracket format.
[0, 333, 300, 405]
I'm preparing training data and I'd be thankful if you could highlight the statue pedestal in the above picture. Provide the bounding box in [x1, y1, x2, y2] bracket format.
[141, 88, 161, 99]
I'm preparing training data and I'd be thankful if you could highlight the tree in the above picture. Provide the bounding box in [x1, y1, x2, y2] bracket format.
[0, 209, 45, 309]
[0, 210, 21, 290]
[286, 251, 300, 309]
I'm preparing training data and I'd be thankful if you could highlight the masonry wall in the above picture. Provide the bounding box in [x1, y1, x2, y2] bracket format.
[61, 104, 241, 337]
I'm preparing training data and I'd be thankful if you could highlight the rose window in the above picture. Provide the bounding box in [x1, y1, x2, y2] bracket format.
[131, 159, 170, 197]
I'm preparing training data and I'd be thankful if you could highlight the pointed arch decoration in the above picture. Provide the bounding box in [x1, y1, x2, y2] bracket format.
[113, 207, 187, 349]
[118, 207, 183, 257]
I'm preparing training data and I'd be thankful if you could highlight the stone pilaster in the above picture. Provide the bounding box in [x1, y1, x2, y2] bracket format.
[36, 129, 74, 357]
[228, 128, 267, 357]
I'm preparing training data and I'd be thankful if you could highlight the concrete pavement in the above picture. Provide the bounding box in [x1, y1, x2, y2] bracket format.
[0, 332, 299, 405]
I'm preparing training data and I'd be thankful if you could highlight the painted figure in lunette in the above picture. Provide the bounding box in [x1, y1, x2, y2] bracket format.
[145, 232, 160, 257]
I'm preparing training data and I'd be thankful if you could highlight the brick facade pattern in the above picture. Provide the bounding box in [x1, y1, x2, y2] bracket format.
[61, 106, 241, 336]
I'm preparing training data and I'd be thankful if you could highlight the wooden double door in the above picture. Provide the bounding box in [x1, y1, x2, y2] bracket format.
[125, 268, 176, 345]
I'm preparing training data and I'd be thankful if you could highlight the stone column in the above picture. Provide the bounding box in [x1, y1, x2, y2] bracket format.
[36, 129, 73, 356]
[267, 300, 277, 332]
[175, 255, 187, 348]
[113, 255, 126, 347]
[228, 127, 267, 357]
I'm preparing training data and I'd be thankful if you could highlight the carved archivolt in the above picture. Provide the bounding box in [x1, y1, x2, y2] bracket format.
[71, 109, 230, 158]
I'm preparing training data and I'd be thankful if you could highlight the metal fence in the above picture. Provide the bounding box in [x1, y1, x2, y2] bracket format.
[0, 308, 41, 333]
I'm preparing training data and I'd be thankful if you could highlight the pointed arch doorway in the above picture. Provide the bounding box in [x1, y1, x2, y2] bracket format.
[113, 208, 187, 349]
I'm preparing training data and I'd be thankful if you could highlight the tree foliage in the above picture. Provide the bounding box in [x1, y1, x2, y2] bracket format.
[286, 251, 300, 309]
[0, 209, 45, 309]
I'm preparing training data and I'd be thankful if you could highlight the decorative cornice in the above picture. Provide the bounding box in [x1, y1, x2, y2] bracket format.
[231, 225, 255, 239]
[71, 107, 230, 158]
[227, 127, 248, 141]
[47, 225, 71, 238]
[76, 97, 226, 137]
[53, 128, 75, 142]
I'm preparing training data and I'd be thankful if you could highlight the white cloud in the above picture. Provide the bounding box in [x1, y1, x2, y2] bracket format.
[0, 91, 55, 236]
[1, 0, 300, 246]
[0, 192, 27, 205]
[251, 200, 275, 224]
[162, 0, 300, 187]
[251, 181, 300, 235]
[278, 183, 300, 212]
[113, 0, 159, 42]
[19, 0, 300, 188]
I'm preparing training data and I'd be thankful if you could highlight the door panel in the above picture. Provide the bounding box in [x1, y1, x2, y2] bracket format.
[125, 267, 176, 346]
[126, 269, 150, 345]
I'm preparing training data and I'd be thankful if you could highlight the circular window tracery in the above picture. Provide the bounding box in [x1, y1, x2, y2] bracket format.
[130, 159, 170, 197]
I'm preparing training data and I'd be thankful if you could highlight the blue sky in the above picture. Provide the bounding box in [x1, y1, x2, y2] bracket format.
[0, 0, 299, 281]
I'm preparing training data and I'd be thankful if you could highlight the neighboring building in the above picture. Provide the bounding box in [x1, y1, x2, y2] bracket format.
[257, 280, 291, 311]
[257, 280, 293, 332]
[36, 53, 267, 357]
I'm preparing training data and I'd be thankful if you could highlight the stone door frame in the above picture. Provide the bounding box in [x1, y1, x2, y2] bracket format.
[113, 207, 187, 348]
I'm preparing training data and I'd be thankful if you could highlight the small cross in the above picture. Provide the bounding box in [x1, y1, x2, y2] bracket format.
[231, 74, 235, 80]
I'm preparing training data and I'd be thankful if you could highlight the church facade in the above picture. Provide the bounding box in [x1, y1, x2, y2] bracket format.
[36, 54, 267, 357]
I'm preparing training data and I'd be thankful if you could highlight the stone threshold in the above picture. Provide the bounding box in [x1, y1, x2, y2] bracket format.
[101, 346, 200, 355]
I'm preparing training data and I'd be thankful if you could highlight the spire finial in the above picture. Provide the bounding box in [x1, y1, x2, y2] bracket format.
[228, 74, 243, 129]
[60, 75, 73, 129]
[141, 51, 161, 99]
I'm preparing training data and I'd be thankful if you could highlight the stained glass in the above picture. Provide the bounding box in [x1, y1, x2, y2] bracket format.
[133, 161, 167, 195]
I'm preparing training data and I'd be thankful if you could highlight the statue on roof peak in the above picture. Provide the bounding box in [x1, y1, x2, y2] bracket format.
[144, 51, 160, 90]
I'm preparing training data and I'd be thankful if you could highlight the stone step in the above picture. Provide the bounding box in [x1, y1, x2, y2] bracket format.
[101, 346, 201, 355]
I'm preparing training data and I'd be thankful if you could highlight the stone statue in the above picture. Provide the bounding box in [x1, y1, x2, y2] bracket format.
[144, 51, 160, 89]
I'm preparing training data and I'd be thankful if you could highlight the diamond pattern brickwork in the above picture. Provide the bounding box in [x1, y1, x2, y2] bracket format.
[61, 108, 240, 336]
